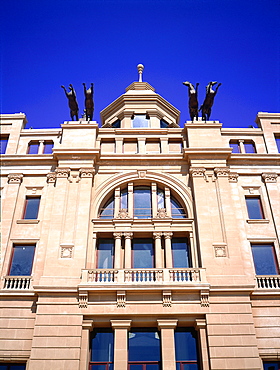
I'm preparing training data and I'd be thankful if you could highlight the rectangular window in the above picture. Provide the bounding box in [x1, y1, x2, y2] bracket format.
[132, 114, 149, 128]
[175, 328, 199, 369]
[0, 136, 9, 154]
[244, 141, 256, 153]
[229, 141, 240, 153]
[128, 328, 161, 369]
[263, 362, 280, 370]
[171, 238, 191, 268]
[251, 244, 279, 275]
[132, 239, 154, 268]
[0, 364, 26, 370]
[43, 141, 54, 154]
[97, 239, 114, 269]
[9, 245, 36, 276]
[245, 196, 264, 219]
[23, 197, 41, 219]
[27, 142, 39, 154]
[275, 135, 280, 153]
[90, 329, 114, 370]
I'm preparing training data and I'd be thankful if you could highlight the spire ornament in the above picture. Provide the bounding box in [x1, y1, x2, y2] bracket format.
[137, 64, 144, 82]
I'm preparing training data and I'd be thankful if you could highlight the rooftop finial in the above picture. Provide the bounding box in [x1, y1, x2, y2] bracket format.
[137, 64, 144, 82]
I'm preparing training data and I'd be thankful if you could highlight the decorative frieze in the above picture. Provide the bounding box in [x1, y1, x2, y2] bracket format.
[262, 173, 278, 183]
[8, 173, 23, 184]
[116, 291, 126, 308]
[162, 290, 172, 307]
[228, 172, 239, 183]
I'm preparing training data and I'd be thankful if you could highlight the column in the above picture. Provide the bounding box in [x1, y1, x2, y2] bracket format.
[128, 183, 134, 218]
[124, 232, 133, 268]
[153, 232, 163, 268]
[111, 320, 131, 370]
[79, 320, 93, 370]
[86, 232, 97, 269]
[195, 319, 210, 370]
[163, 232, 173, 268]
[152, 182, 158, 218]
[157, 319, 178, 370]
[38, 140, 44, 154]
[114, 188, 121, 218]
[165, 187, 171, 217]
[114, 232, 122, 269]
[238, 139, 245, 153]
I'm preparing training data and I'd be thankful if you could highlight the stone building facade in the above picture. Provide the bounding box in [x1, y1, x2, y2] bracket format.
[0, 75, 280, 370]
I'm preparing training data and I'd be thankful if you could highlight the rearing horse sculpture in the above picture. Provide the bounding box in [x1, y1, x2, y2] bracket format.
[200, 81, 221, 121]
[183, 81, 199, 122]
[61, 84, 79, 121]
[83, 83, 94, 121]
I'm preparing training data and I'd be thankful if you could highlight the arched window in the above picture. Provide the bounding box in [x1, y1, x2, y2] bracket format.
[99, 197, 114, 219]
[171, 196, 186, 218]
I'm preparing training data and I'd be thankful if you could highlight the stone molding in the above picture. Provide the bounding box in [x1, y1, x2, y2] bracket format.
[8, 173, 23, 184]
[82, 319, 94, 331]
[195, 318, 207, 330]
[60, 244, 74, 258]
[157, 319, 178, 329]
[262, 172, 278, 183]
[110, 320, 132, 329]
[213, 244, 227, 257]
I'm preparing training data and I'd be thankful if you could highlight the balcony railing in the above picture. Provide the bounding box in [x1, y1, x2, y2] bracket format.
[3, 276, 32, 290]
[82, 268, 206, 285]
[256, 275, 280, 289]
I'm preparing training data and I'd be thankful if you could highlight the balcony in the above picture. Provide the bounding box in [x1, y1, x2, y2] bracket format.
[256, 275, 280, 289]
[80, 268, 207, 287]
[3, 276, 32, 290]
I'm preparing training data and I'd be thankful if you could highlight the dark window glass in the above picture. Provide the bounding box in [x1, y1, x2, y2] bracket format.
[263, 362, 280, 370]
[244, 141, 256, 153]
[132, 115, 149, 128]
[175, 328, 199, 370]
[134, 186, 152, 219]
[0, 137, 9, 154]
[160, 120, 169, 128]
[121, 189, 128, 209]
[245, 197, 264, 219]
[157, 189, 165, 209]
[128, 328, 161, 367]
[27, 142, 39, 154]
[90, 329, 114, 370]
[23, 197, 40, 219]
[172, 238, 191, 268]
[132, 239, 154, 268]
[99, 197, 114, 219]
[275, 136, 280, 153]
[97, 239, 114, 269]
[43, 141, 53, 154]
[0, 365, 26, 370]
[229, 141, 240, 153]
[9, 245, 35, 276]
[171, 196, 186, 218]
[251, 244, 279, 275]
[112, 119, 121, 128]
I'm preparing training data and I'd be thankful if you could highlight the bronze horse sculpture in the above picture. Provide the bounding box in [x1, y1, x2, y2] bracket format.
[61, 84, 79, 121]
[183, 81, 199, 122]
[83, 83, 94, 121]
[200, 81, 221, 121]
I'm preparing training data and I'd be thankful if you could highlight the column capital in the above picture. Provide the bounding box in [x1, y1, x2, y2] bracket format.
[123, 232, 133, 239]
[82, 319, 94, 331]
[163, 232, 173, 239]
[113, 232, 122, 239]
[46, 172, 57, 183]
[189, 167, 206, 177]
[79, 168, 95, 178]
[214, 167, 230, 177]
[55, 167, 70, 178]
[110, 320, 132, 329]
[153, 232, 162, 239]
[195, 318, 207, 330]
[157, 319, 178, 329]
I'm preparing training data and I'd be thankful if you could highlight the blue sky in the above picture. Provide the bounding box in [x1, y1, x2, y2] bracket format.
[1, 0, 279, 129]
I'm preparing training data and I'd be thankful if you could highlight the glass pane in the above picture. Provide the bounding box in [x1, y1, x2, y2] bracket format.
[112, 119, 121, 128]
[246, 197, 264, 219]
[132, 239, 154, 268]
[175, 329, 198, 361]
[90, 364, 108, 370]
[91, 329, 114, 362]
[263, 363, 279, 370]
[28, 143, 39, 154]
[97, 239, 114, 269]
[134, 186, 151, 219]
[252, 244, 278, 275]
[121, 189, 128, 209]
[43, 142, 53, 154]
[160, 119, 169, 128]
[10, 366, 26, 370]
[171, 197, 186, 218]
[275, 137, 280, 153]
[182, 365, 199, 370]
[172, 238, 191, 268]
[129, 366, 142, 370]
[157, 190, 165, 209]
[9, 245, 35, 276]
[24, 197, 40, 219]
[129, 329, 161, 362]
[230, 142, 240, 153]
[132, 115, 149, 128]
[0, 138, 8, 154]
[100, 197, 114, 219]
[244, 142, 256, 153]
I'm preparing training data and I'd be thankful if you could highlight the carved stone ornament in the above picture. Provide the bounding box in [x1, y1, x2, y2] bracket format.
[55, 167, 70, 178]
[123, 232, 133, 239]
[153, 232, 162, 239]
[113, 232, 122, 239]
[156, 208, 168, 219]
[214, 167, 230, 177]
[138, 170, 146, 178]
[117, 291, 126, 308]
[46, 172, 57, 183]
[189, 167, 206, 177]
[79, 168, 95, 178]
[117, 209, 130, 219]
[228, 172, 239, 183]
[200, 290, 209, 307]
[162, 291, 172, 307]
[60, 245, 74, 258]
[262, 173, 278, 183]
[8, 173, 23, 184]
[79, 293, 88, 308]
[163, 232, 173, 239]
[214, 245, 227, 257]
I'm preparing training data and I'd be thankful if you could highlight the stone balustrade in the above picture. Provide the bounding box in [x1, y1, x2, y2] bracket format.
[3, 276, 32, 290]
[256, 275, 280, 289]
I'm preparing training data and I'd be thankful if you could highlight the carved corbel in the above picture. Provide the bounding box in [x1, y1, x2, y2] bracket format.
[200, 290, 209, 307]
[214, 167, 230, 178]
[162, 290, 172, 307]
[262, 173, 278, 183]
[79, 292, 88, 308]
[79, 168, 95, 178]
[228, 172, 239, 183]
[117, 291, 126, 308]
[116, 209, 130, 219]
[189, 167, 208, 181]
[55, 167, 70, 178]
[8, 173, 23, 184]
[46, 172, 57, 183]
